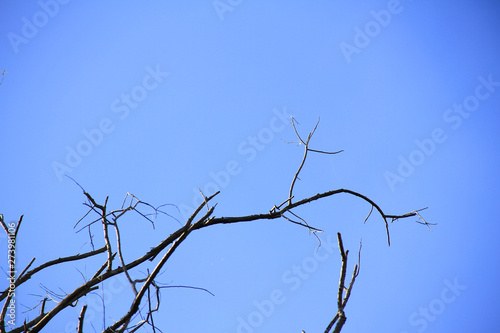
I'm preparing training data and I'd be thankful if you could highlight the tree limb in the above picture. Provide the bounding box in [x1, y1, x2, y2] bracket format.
[324, 233, 360, 333]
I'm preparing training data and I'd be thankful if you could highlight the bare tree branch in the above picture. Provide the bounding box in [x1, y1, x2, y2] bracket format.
[288, 117, 316, 205]
[1, 119, 430, 333]
[2, 184, 420, 332]
[287, 117, 343, 206]
[77, 305, 87, 333]
[104, 204, 214, 332]
[112, 219, 137, 295]
[324, 233, 361, 333]
[1, 246, 107, 302]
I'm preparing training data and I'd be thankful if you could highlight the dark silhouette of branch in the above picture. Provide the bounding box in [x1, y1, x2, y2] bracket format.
[5, 195, 412, 333]
[324, 233, 361, 333]
[82, 193, 113, 272]
[0, 246, 107, 302]
[77, 305, 87, 333]
[0, 120, 430, 333]
[287, 117, 343, 206]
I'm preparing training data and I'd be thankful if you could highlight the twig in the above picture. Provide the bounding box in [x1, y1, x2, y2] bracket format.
[324, 233, 361, 333]
[16, 257, 36, 282]
[157, 285, 215, 297]
[0, 215, 23, 237]
[287, 117, 343, 206]
[364, 205, 374, 224]
[104, 208, 206, 332]
[40, 298, 47, 315]
[0, 246, 106, 302]
[281, 212, 323, 232]
[308, 148, 344, 155]
[112, 220, 138, 295]
[101, 197, 113, 272]
[91, 253, 116, 280]
[288, 117, 317, 205]
[77, 305, 87, 333]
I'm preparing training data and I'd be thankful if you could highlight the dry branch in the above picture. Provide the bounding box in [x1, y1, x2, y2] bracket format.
[287, 117, 343, 206]
[0, 246, 107, 302]
[324, 233, 360, 333]
[0, 119, 430, 333]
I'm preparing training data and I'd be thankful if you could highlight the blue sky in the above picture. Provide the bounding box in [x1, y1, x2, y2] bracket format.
[1, 1, 499, 332]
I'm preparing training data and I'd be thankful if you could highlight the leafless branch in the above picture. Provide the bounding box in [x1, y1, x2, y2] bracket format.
[281, 211, 323, 232]
[91, 252, 116, 280]
[103, 207, 207, 332]
[308, 148, 344, 155]
[1, 119, 430, 333]
[3, 184, 421, 332]
[287, 117, 343, 209]
[0, 215, 23, 238]
[157, 284, 215, 297]
[364, 205, 374, 224]
[1, 246, 107, 302]
[324, 233, 361, 333]
[16, 258, 35, 282]
[288, 117, 317, 205]
[205, 187, 419, 246]
[77, 305, 87, 333]
[111, 219, 137, 295]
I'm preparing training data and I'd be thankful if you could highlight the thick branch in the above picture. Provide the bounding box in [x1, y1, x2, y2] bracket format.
[206, 188, 416, 245]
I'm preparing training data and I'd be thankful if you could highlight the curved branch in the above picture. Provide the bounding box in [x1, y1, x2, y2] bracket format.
[205, 188, 416, 245]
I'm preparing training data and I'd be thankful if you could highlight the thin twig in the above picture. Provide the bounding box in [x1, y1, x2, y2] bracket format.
[281, 213, 323, 232]
[0, 246, 106, 302]
[91, 253, 116, 280]
[113, 220, 138, 295]
[287, 117, 343, 207]
[308, 148, 344, 154]
[364, 205, 374, 224]
[157, 285, 215, 297]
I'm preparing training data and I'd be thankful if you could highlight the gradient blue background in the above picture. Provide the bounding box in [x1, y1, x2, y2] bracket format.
[1, 1, 499, 332]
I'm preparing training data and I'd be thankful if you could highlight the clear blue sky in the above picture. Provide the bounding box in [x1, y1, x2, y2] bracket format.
[1, 1, 499, 332]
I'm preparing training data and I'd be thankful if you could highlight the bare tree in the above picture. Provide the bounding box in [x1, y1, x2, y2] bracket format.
[0, 119, 431, 332]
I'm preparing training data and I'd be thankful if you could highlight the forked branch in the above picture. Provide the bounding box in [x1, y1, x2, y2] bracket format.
[287, 117, 343, 206]
[324, 233, 361, 333]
